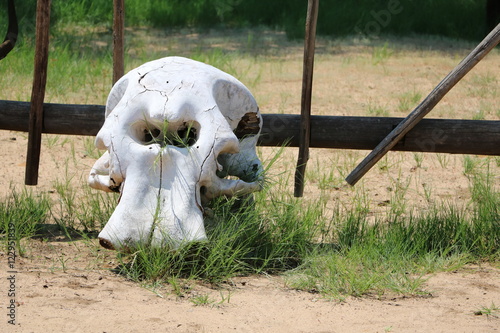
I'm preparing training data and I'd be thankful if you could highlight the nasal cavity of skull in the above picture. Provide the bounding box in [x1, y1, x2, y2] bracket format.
[137, 121, 199, 148]
[234, 112, 260, 140]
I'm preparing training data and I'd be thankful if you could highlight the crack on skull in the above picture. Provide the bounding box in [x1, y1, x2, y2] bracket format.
[138, 72, 148, 84]
[204, 105, 217, 113]
[196, 136, 218, 207]
[148, 151, 163, 247]
[169, 82, 183, 95]
[138, 70, 170, 99]
[109, 138, 125, 191]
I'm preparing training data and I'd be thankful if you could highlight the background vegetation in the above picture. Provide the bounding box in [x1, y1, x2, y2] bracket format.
[0, 0, 492, 42]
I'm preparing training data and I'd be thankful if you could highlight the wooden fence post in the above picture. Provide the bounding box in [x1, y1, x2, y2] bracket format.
[294, 0, 319, 197]
[113, 0, 125, 85]
[25, 0, 51, 185]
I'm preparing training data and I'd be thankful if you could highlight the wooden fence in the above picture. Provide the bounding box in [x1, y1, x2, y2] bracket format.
[1, 100, 499, 156]
[0, 0, 499, 191]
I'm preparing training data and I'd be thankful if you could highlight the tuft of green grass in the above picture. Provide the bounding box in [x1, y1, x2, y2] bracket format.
[474, 303, 499, 318]
[0, 188, 51, 253]
[372, 43, 393, 66]
[412, 152, 424, 168]
[53, 177, 118, 234]
[190, 294, 212, 306]
[287, 199, 498, 299]
[190, 290, 231, 307]
[468, 73, 498, 99]
[463, 155, 480, 176]
[397, 90, 423, 113]
[388, 173, 411, 217]
[367, 102, 390, 117]
[286, 248, 431, 299]
[467, 161, 499, 236]
[435, 153, 450, 169]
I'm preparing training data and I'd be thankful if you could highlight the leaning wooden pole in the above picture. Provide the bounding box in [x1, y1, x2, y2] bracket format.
[25, 0, 51, 185]
[113, 0, 125, 85]
[345, 23, 500, 186]
[294, 0, 319, 197]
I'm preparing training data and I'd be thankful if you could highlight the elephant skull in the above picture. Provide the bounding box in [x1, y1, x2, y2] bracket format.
[89, 57, 263, 250]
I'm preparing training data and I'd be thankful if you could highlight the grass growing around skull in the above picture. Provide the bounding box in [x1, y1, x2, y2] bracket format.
[1, 150, 497, 298]
[116, 195, 303, 284]
[83, 150, 498, 297]
[115, 147, 323, 283]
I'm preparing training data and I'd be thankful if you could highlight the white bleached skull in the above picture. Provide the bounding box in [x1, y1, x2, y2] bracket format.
[88, 57, 263, 250]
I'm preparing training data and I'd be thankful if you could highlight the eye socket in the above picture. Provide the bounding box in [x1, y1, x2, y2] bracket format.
[137, 121, 199, 148]
[174, 123, 198, 147]
[144, 127, 161, 143]
[234, 112, 260, 139]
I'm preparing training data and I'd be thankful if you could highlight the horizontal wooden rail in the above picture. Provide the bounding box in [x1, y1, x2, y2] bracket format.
[260, 114, 499, 155]
[1, 100, 103, 136]
[0, 100, 499, 155]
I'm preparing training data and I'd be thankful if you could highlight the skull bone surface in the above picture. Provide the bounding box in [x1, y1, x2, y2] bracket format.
[88, 57, 263, 250]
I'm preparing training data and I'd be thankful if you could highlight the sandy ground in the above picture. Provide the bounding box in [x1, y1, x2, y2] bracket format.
[1, 223, 499, 333]
[1, 30, 500, 332]
[5, 258, 500, 333]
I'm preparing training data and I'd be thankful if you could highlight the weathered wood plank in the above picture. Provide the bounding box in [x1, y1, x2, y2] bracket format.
[1, 101, 103, 136]
[113, 0, 125, 85]
[259, 114, 500, 155]
[25, 0, 51, 185]
[295, 0, 320, 197]
[0, 101, 498, 155]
